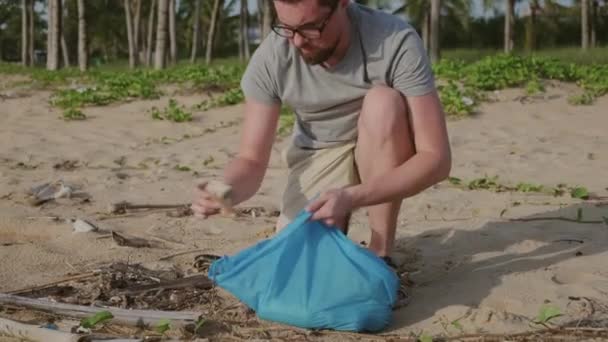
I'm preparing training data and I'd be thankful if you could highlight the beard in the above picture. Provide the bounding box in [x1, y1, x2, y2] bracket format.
[298, 42, 338, 65]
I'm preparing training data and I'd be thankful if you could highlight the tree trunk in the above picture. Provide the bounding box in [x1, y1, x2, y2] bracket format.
[47, 0, 62, 70]
[47, 0, 52, 67]
[257, 0, 264, 38]
[430, 0, 440, 63]
[504, 0, 514, 53]
[28, 0, 34, 65]
[581, 0, 589, 49]
[525, 0, 537, 51]
[22, 0, 28, 66]
[134, 0, 142, 64]
[262, 0, 272, 39]
[239, 0, 251, 61]
[169, 0, 176, 65]
[590, 0, 597, 48]
[125, 0, 135, 68]
[154, 0, 169, 69]
[190, 0, 201, 63]
[205, 0, 222, 65]
[60, 0, 69, 67]
[61, 31, 69, 67]
[238, 1, 244, 61]
[243, 0, 250, 60]
[77, 0, 87, 71]
[422, 7, 430, 53]
[146, 0, 157, 66]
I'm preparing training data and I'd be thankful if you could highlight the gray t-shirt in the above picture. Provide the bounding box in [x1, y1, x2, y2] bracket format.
[240, 2, 436, 149]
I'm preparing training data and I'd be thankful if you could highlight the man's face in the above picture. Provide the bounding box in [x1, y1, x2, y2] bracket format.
[273, 0, 343, 65]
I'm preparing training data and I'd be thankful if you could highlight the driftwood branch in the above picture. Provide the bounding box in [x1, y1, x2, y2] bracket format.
[0, 317, 148, 341]
[118, 274, 212, 295]
[0, 293, 201, 327]
[0, 317, 80, 342]
[509, 217, 604, 224]
[7, 272, 99, 295]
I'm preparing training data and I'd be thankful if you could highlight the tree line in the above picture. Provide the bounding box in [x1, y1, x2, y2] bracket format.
[0, 0, 605, 71]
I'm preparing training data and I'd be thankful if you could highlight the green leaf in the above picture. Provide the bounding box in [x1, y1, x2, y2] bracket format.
[448, 177, 462, 185]
[536, 305, 562, 324]
[80, 311, 113, 329]
[451, 319, 464, 332]
[194, 318, 206, 334]
[570, 187, 589, 199]
[155, 319, 171, 334]
[419, 333, 433, 342]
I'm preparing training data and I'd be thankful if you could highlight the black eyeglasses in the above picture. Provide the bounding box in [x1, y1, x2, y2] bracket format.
[271, 5, 337, 40]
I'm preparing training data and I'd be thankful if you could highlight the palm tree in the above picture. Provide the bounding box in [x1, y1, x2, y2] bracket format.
[146, 0, 157, 66]
[239, 0, 251, 61]
[125, 0, 136, 68]
[190, 0, 201, 63]
[430, 0, 440, 62]
[205, 0, 222, 64]
[504, 0, 515, 52]
[581, 0, 589, 49]
[169, 0, 176, 64]
[393, 0, 469, 59]
[21, 0, 31, 66]
[77, 0, 87, 71]
[47, 0, 62, 70]
[154, 0, 168, 69]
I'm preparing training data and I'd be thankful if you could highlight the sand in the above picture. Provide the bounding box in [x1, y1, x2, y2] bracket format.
[1, 79, 607, 339]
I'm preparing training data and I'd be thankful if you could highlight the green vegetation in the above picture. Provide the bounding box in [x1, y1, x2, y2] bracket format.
[535, 305, 562, 325]
[80, 311, 113, 329]
[1, 52, 607, 124]
[434, 54, 608, 114]
[447, 175, 590, 199]
[151, 99, 193, 122]
[62, 107, 86, 121]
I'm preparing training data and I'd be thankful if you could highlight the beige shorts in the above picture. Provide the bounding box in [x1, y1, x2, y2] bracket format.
[276, 142, 361, 231]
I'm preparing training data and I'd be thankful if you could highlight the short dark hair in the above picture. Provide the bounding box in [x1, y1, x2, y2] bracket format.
[274, 0, 339, 9]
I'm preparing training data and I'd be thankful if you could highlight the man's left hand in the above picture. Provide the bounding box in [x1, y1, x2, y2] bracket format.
[305, 188, 354, 228]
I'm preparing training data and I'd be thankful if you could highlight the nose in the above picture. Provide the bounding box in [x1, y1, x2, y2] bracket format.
[291, 32, 307, 48]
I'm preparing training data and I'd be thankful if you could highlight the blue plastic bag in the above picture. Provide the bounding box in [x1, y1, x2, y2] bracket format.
[208, 209, 399, 332]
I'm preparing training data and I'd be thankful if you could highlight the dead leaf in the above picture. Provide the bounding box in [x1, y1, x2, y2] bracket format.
[111, 231, 153, 248]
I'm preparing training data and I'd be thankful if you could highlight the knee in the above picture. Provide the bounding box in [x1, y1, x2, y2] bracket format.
[358, 85, 409, 139]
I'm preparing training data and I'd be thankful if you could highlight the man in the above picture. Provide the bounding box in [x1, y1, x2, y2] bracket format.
[192, 0, 451, 262]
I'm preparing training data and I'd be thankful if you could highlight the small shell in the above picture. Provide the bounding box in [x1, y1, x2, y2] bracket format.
[72, 218, 98, 233]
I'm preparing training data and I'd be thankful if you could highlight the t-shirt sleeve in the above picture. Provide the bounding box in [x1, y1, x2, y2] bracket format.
[389, 29, 436, 97]
[240, 39, 281, 105]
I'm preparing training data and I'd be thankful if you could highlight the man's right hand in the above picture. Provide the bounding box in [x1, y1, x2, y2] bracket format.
[191, 181, 224, 218]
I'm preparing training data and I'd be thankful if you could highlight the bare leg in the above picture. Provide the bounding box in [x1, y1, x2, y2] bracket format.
[355, 85, 416, 257]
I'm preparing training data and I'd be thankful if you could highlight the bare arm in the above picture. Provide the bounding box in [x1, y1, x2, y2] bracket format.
[222, 98, 281, 205]
[192, 97, 280, 217]
[347, 90, 451, 208]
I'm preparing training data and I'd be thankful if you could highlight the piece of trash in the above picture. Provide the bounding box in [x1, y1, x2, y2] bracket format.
[72, 218, 99, 233]
[28, 180, 90, 206]
[41, 322, 59, 330]
[28, 180, 74, 206]
[462, 96, 474, 106]
[75, 326, 91, 334]
[112, 231, 153, 248]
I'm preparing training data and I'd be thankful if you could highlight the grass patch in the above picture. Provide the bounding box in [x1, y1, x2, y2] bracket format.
[447, 175, 590, 199]
[1, 52, 606, 119]
[151, 99, 193, 122]
[62, 107, 86, 121]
